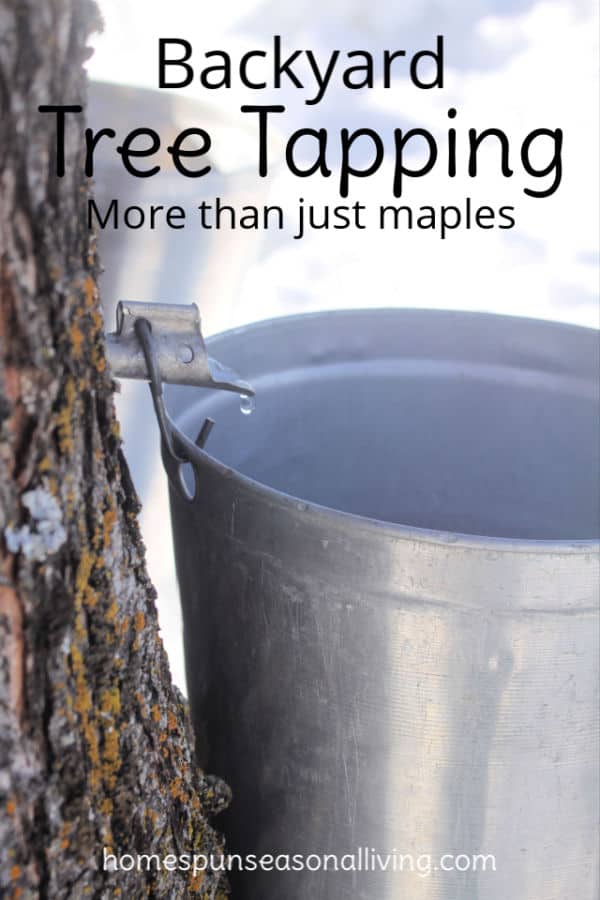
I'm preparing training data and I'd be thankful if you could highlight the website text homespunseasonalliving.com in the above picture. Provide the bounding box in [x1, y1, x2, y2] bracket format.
[103, 847, 496, 878]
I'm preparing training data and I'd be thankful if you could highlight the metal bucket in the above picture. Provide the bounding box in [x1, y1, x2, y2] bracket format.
[165, 309, 599, 900]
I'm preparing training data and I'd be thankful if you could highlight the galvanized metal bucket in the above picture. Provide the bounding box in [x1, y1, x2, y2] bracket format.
[162, 309, 599, 900]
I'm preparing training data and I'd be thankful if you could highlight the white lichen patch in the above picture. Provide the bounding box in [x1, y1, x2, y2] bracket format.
[4, 486, 67, 561]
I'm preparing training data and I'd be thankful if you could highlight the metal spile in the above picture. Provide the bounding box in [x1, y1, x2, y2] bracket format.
[105, 300, 254, 395]
[105, 300, 254, 498]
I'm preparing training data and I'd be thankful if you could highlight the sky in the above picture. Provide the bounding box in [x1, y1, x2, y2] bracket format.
[87, 0, 599, 689]
[87, 0, 599, 332]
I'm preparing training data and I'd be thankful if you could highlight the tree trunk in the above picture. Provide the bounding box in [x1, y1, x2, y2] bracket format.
[0, 2, 230, 897]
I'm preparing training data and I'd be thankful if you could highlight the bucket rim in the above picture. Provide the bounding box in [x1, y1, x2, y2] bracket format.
[184, 439, 600, 556]
[204, 305, 600, 342]
[170, 307, 600, 555]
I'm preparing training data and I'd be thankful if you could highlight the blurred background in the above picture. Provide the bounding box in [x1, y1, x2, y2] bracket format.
[86, 0, 599, 690]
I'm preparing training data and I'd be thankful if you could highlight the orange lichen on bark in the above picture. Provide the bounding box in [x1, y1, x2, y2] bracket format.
[69, 322, 85, 359]
[75, 552, 94, 602]
[55, 377, 77, 455]
[74, 550, 100, 611]
[169, 777, 189, 805]
[70, 643, 101, 791]
[82, 275, 96, 310]
[189, 872, 205, 893]
[105, 601, 119, 623]
[91, 345, 106, 373]
[37, 455, 51, 472]
[59, 823, 71, 850]
[102, 727, 121, 791]
[99, 686, 121, 718]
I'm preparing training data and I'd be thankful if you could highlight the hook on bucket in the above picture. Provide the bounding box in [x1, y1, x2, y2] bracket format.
[105, 301, 254, 501]
[134, 317, 212, 500]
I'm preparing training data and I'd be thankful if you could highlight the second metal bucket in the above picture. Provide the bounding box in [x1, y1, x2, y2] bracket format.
[166, 309, 599, 900]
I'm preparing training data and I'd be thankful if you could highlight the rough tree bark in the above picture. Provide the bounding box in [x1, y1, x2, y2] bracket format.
[0, 2, 230, 897]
